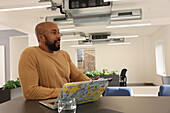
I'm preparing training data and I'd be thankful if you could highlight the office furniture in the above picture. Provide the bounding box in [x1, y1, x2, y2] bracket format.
[162, 76, 170, 84]
[0, 87, 23, 104]
[159, 85, 170, 96]
[119, 68, 127, 86]
[105, 87, 133, 96]
[0, 88, 10, 104]
[87, 75, 119, 86]
[1, 96, 170, 113]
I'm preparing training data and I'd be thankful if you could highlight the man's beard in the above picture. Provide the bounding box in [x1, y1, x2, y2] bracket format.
[44, 35, 60, 51]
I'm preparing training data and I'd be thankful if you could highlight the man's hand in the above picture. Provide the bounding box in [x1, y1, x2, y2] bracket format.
[92, 76, 100, 80]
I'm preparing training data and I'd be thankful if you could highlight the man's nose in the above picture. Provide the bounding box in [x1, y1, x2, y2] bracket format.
[57, 34, 61, 40]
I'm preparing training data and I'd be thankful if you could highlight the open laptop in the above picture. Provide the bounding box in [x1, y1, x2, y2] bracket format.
[39, 79, 109, 109]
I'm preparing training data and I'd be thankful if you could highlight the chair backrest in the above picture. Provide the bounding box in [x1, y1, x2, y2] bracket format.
[162, 76, 170, 84]
[104, 87, 133, 96]
[120, 68, 127, 80]
[159, 85, 170, 96]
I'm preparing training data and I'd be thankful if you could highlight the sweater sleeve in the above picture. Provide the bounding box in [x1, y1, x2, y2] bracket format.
[64, 51, 92, 82]
[19, 51, 61, 100]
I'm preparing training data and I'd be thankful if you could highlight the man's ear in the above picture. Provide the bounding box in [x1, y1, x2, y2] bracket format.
[37, 34, 45, 42]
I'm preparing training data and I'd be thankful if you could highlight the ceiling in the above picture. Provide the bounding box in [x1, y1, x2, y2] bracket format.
[0, 24, 13, 30]
[0, 0, 170, 40]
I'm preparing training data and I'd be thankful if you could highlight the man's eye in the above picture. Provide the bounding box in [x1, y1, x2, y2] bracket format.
[52, 32, 56, 35]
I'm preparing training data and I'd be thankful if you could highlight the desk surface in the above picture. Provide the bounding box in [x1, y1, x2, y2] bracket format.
[0, 96, 170, 113]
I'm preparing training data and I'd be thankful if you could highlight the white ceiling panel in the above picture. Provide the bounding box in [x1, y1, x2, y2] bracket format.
[0, 24, 13, 30]
[0, 0, 169, 37]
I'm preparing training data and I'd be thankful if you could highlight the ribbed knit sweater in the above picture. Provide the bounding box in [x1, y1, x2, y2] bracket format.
[19, 47, 91, 100]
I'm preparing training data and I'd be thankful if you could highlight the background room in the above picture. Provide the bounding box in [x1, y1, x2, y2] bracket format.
[0, 0, 170, 99]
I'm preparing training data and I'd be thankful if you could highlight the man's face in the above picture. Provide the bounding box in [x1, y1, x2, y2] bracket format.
[43, 23, 61, 51]
[44, 34, 60, 51]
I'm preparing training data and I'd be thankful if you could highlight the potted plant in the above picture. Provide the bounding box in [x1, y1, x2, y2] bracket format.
[84, 69, 119, 86]
[0, 78, 23, 104]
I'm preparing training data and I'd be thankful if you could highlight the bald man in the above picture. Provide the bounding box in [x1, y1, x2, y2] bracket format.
[19, 22, 95, 100]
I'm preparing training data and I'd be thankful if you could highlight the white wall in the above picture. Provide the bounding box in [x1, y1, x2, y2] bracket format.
[62, 30, 170, 85]
[0, 45, 5, 87]
[10, 36, 28, 80]
[95, 38, 145, 83]
[62, 26, 170, 85]
[61, 41, 78, 65]
[0, 8, 61, 47]
[62, 37, 154, 84]
[143, 36, 155, 83]
[151, 25, 170, 85]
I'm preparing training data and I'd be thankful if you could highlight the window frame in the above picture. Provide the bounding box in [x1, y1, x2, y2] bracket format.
[155, 39, 166, 76]
[76, 48, 96, 72]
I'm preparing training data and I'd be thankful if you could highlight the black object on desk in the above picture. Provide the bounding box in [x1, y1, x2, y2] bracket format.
[119, 68, 127, 86]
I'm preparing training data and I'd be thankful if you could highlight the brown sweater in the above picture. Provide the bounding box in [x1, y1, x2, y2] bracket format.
[19, 47, 91, 100]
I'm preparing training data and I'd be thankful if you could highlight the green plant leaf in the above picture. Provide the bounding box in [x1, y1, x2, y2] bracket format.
[2, 78, 21, 90]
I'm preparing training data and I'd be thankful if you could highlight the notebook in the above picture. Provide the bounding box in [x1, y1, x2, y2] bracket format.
[39, 79, 109, 109]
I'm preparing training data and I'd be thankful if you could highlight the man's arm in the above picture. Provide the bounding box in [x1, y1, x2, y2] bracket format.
[19, 51, 61, 100]
[64, 51, 92, 82]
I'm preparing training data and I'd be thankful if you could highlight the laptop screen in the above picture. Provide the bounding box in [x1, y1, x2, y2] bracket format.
[58, 79, 109, 104]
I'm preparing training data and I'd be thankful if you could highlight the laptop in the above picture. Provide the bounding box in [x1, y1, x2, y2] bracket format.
[39, 79, 109, 109]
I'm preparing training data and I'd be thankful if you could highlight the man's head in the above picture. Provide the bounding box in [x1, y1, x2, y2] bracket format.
[35, 22, 61, 52]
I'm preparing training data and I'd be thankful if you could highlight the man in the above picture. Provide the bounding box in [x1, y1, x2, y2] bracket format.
[19, 22, 98, 100]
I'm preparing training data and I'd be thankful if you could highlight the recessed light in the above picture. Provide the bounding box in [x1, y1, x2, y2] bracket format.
[60, 28, 76, 32]
[108, 35, 138, 39]
[104, 0, 121, 2]
[0, 5, 51, 12]
[71, 45, 92, 47]
[61, 38, 86, 42]
[106, 23, 151, 28]
[108, 42, 131, 45]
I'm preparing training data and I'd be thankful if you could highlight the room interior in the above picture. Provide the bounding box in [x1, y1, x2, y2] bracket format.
[0, 0, 170, 100]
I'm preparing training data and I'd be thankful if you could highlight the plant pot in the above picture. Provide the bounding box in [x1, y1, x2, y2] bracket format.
[0, 88, 10, 104]
[86, 75, 119, 86]
[0, 87, 23, 104]
[10, 87, 23, 100]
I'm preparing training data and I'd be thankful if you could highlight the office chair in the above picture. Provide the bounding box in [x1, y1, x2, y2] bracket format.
[162, 76, 170, 84]
[159, 85, 170, 96]
[105, 87, 133, 96]
[119, 68, 127, 86]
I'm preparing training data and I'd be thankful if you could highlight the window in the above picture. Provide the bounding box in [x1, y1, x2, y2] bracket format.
[155, 40, 166, 76]
[77, 48, 95, 72]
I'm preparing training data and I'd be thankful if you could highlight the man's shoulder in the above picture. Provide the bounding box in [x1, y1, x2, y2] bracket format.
[59, 50, 69, 56]
[22, 46, 39, 54]
[59, 50, 67, 53]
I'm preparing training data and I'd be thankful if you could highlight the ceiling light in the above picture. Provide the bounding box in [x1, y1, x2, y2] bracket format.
[71, 45, 92, 48]
[106, 23, 151, 28]
[108, 35, 138, 39]
[60, 28, 76, 32]
[61, 38, 86, 42]
[0, 5, 51, 12]
[104, 0, 121, 2]
[108, 42, 131, 46]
